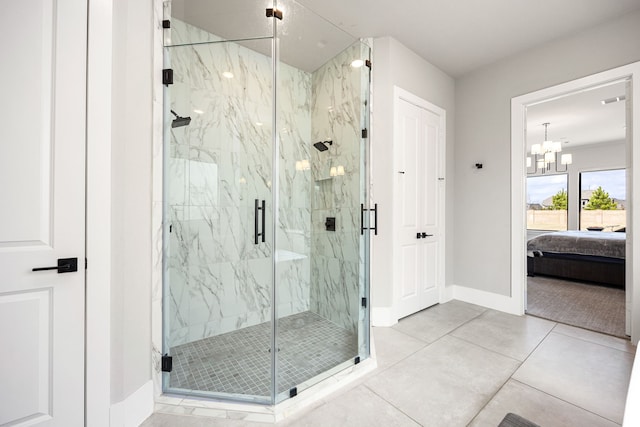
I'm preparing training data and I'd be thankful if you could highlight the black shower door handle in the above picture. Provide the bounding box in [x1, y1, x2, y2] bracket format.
[372, 204, 378, 235]
[255, 199, 266, 244]
[261, 199, 266, 243]
[360, 203, 378, 235]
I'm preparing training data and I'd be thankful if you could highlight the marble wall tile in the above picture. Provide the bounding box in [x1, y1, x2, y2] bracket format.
[163, 20, 282, 347]
[309, 43, 365, 332]
[164, 19, 366, 350]
[276, 257, 311, 318]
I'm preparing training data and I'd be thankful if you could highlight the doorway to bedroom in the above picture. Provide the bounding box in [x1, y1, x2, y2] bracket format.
[523, 81, 628, 338]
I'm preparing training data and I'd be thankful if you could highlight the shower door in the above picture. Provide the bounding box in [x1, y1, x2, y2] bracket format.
[162, 0, 371, 404]
[272, 1, 372, 400]
[162, 13, 277, 401]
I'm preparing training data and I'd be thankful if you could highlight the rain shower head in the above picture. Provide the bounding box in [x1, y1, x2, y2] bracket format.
[313, 140, 333, 152]
[171, 110, 191, 128]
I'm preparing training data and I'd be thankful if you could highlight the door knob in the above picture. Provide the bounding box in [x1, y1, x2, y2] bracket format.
[32, 257, 78, 274]
[421, 233, 433, 238]
[416, 233, 422, 239]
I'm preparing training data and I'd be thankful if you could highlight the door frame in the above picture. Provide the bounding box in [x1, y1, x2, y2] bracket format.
[86, 0, 114, 424]
[392, 86, 446, 319]
[511, 62, 640, 345]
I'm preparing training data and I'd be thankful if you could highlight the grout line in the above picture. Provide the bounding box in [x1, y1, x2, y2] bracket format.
[363, 383, 423, 426]
[476, 324, 626, 423]
[549, 325, 636, 354]
[515, 320, 557, 367]
[466, 374, 519, 426]
[447, 334, 523, 364]
[509, 378, 623, 425]
[460, 317, 558, 425]
[169, 311, 359, 394]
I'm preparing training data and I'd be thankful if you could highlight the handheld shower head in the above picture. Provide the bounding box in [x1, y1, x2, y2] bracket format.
[313, 140, 333, 152]
[171, 110, 192, 128]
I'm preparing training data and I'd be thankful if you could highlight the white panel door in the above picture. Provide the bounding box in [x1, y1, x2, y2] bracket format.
[395, 95, 442, 319]
[0, 1, 87, 426]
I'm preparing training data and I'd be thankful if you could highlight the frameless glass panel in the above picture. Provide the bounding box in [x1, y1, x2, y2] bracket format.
[273, 0, 370, 400]
[580, 169, 627, 231]
[162, 0, 371, 405]
[162, 35, 274, 402]
[163, 0, 276, 46]
[358, 41, 372, 361]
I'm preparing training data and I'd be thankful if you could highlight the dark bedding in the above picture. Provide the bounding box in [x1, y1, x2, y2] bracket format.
[527, 230, 625, 259]
[527, 231, 626, 288]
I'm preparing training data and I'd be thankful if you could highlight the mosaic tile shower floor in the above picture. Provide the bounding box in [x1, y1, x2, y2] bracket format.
[168, 311, 357, 396]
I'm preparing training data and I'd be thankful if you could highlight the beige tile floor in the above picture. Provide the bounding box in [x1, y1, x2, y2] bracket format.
[141, 301, 636, 427]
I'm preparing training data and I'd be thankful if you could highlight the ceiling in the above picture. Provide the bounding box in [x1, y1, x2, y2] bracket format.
[171, 0, 640, 75]
[526, 81, 627, 151]
[170, 0, 360, 73]
[296, 0, 640, 77]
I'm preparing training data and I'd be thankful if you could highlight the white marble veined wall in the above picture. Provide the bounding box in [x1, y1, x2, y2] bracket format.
[167, 20, 312, 347]
[309, 44, 366, 333]
[165, 18, 366, 349]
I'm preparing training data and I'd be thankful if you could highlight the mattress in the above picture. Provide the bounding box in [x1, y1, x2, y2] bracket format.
[527, 230, 626, 259]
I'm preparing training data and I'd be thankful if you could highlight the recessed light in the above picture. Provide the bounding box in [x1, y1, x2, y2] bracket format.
[193, 109, 204, 114]
[222, 71, 234, 79]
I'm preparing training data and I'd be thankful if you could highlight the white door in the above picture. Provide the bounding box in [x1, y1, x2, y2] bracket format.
[395, 91, 444, 319]
[0, 1, 87, 426]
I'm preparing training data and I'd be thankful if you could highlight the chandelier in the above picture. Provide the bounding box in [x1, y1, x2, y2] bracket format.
[527, 122, 572, 174]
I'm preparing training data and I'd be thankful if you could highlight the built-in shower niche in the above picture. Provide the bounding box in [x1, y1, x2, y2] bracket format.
[163, 7, 369, 404]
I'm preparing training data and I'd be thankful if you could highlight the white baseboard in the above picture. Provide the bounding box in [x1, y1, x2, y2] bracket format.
[449, 284, 523, 315]
[373, 285, 522, 327]
[371, 306, 397, 327]
[441, 285, 455, 302]
[110, 380, 154, 427]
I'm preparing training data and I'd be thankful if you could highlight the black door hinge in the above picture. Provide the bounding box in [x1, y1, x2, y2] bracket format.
[362, 128, 368, 139]
[161, 354, 173, 372]
[163, 69, 173, 86]
[162, 19, 171, 29]
[365, 59, 372, 69]
[361, 297, 367, 308]
[266, 8, 283, 20]
[85, 258, 88, 270]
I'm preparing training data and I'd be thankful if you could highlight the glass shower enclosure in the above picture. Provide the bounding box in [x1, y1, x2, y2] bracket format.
[162, 0, 371, 404]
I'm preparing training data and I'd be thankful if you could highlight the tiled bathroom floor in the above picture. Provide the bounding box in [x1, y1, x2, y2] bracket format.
[145, 301, 636, 427]
[168, 311, 357, 396]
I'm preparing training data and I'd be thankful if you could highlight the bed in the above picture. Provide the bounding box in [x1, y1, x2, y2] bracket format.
[527, 230, 626, 288]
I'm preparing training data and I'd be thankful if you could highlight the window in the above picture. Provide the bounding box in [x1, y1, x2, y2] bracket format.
[526, 174, 568, 231]
[579, 169, 626, 232]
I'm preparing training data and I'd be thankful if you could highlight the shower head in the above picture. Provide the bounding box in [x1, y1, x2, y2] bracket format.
[171, 110, 191, 128]
[313, 140, 333, 152]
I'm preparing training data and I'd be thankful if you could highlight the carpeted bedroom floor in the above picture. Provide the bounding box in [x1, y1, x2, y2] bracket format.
[526, 275, 627, 338]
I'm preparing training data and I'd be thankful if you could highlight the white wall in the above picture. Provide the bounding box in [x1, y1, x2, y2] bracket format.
[110, 0, 153, 404]
[455, 10, 640, 296]
[371, 37, 455, 323]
